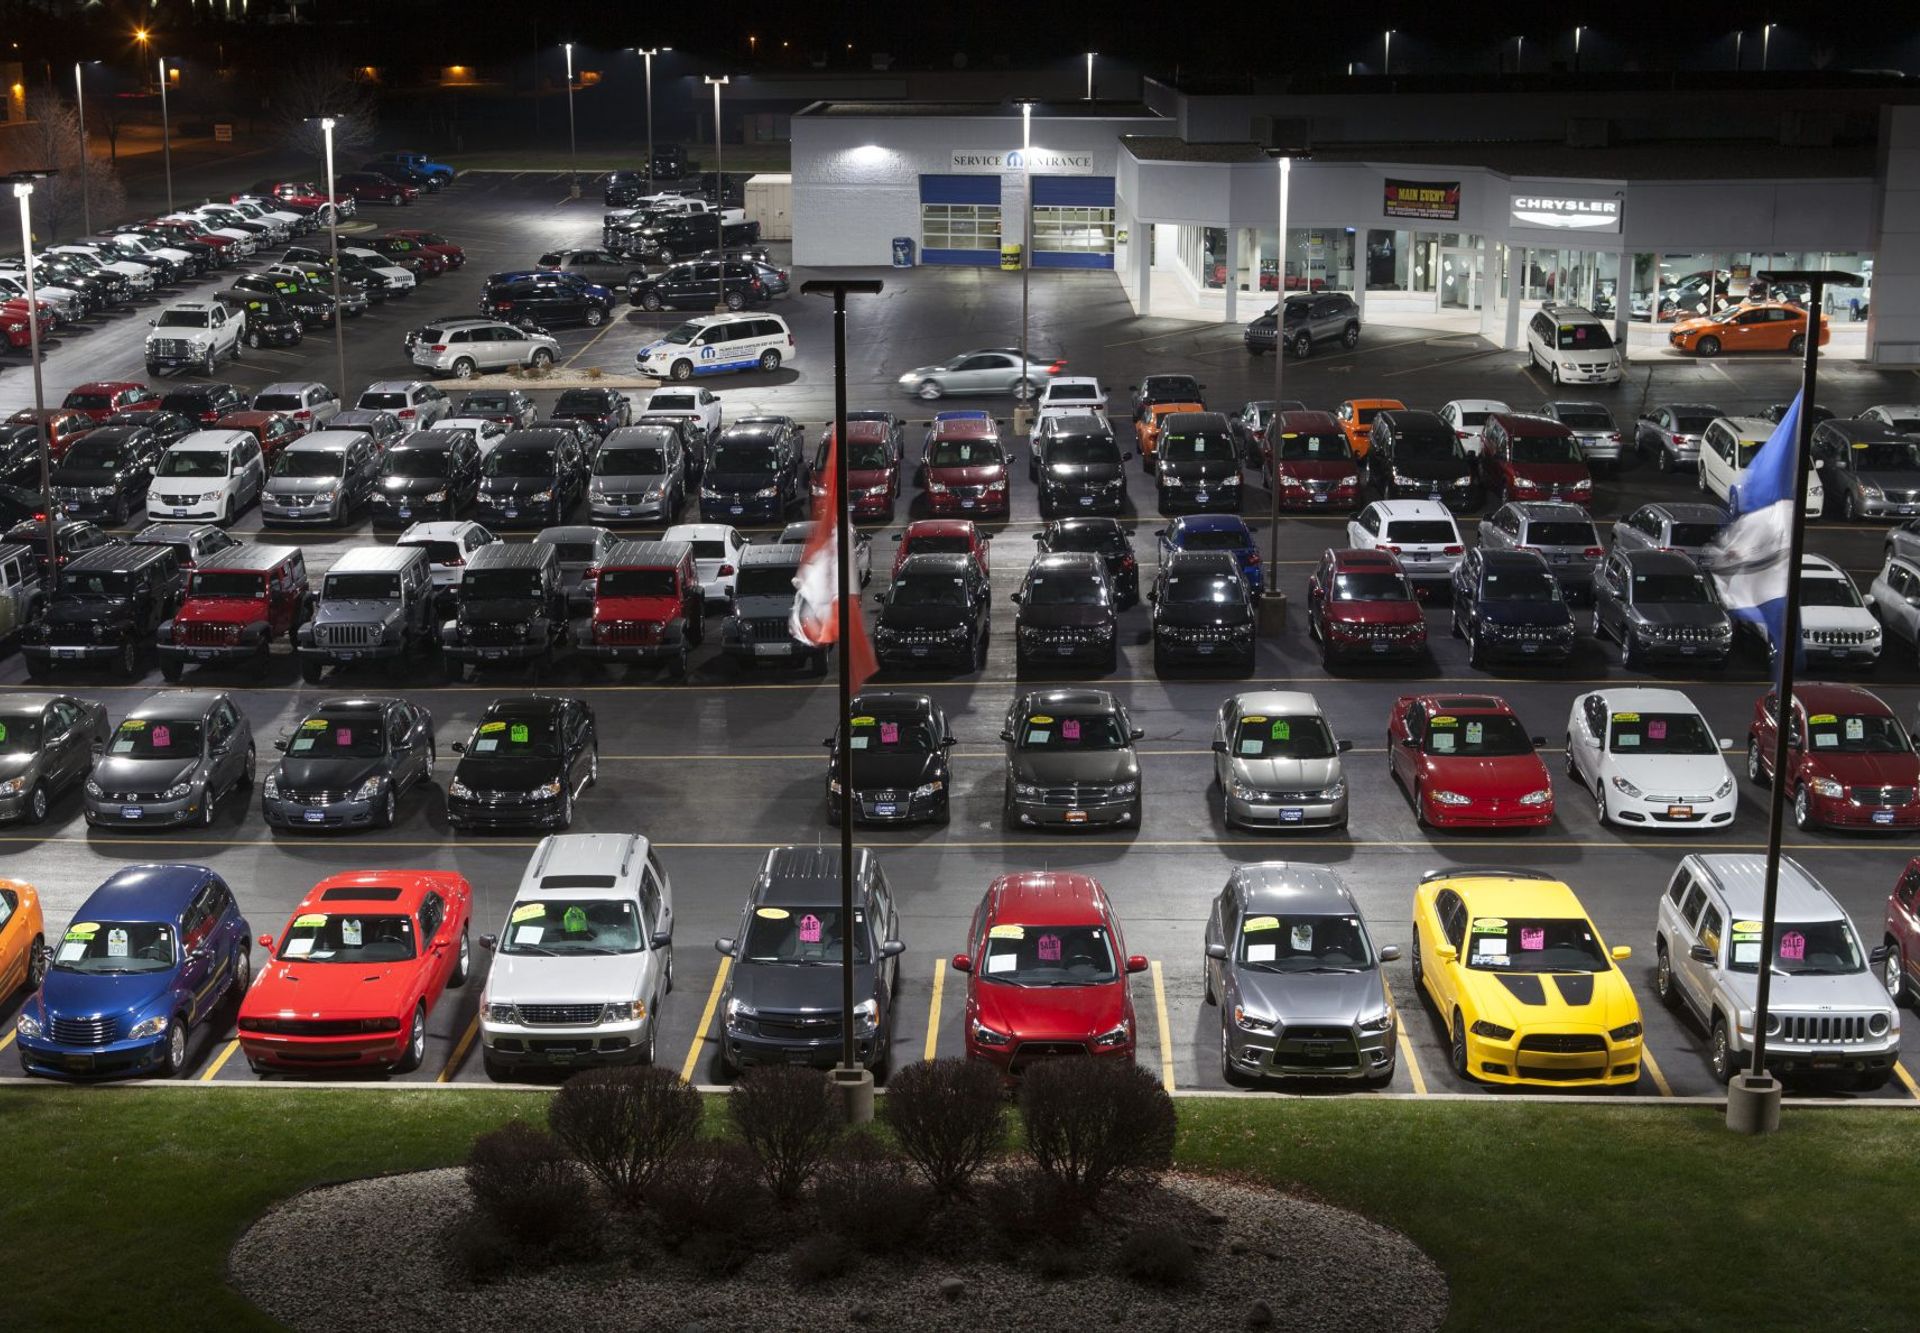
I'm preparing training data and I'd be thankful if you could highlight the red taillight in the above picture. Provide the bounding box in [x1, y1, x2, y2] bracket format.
[428, 344, 447, 353]
[584, 565, 600, 582]
[294, 409, 311, 420]
[1046, 360, 1066, 374]
[1671, 433, 1685, 446]
[1382, 544, 1402, 554]
[1443, 545, 1464, 556]
[1609, 434, 1622, 443]
[398, 408, 417, 419]
[1455, 430, 1469, 439]
[444, 556, 464, 567]
[1119, 555, 1136, 571]
[1245, 550, 1261, 565]
[787, 334, 795, 347]
[1582, 546, 1604, 558]
[718, 563, 735, 576]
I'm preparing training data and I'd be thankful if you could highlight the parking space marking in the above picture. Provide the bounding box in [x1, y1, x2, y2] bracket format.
[680, 957, 731, 1082]
[1383, 979, 1427, 1095]
[1896, 1062, 1920, 1101]
[200, 1039, 241, 1082]
[562, 319, 620, 369]
[923, 958, 946, 1062]
[1149, 960, 1175, 1092]
[1641, 1046, 1673, 1097]
[438, 1015, 480, 1083]
[0, 1030, 14, 1053]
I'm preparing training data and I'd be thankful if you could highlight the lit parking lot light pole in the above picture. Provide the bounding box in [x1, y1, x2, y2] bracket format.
[636, 48, 669, 192]
[8, 171, 58, 595]
[1085, 52, 1095, 100]
[158, 55, 173, 213]
[1014, 98, 1036, 430]
[706, 75, 729, 311]
[74, 62, 93, 237]
[564, 44, 579, 198]
[308, 116, 349, 403]
[1263, 148, 1308, 631]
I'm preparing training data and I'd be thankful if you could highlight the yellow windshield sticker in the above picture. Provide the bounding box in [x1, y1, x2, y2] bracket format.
[1242, 915, 1280, 933]
[988, 924, 1025, 940]
[1429, 716, 1457, 726]
[1611, 713, 1640, 723]
[119, 719, 146, 729]
[65, 922, 100, 940]
[850, 716, 876, 727]
[1470, 917, 1508, 934]
[510, 903, 544, 924]
[479, 721, 506, 734]
[1028, 715, 1053, 725]
[1808, 713, 1837, 725]
[755, 907, 790, 920]
[292, 913, 326, 929]
[302, 718, 328, 730]
[1241, 715, 1268, 725]
[1732, 920, 1763, 934]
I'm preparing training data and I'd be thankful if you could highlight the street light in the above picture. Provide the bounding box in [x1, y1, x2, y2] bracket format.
[157, 54, 173, 213]
[1383, 29, 1394, 75]
[73, 62, 93, 237]
[1735, 28, 1745, 71]
[1016, 98, 1036, 428]
[1573, 25, 1585, 73]
[1085, 52, 1096, 100]
[308, 116, 348, 406]
[563, 44, 578, 197]
[8, 171, 58, 597]
[705, 75, 729, 310]
[1762, 22, 1775, 71]
[1514, 35, 1526, 71]
[1262, 149, 1307, 626]
[636, 48, 670, 192]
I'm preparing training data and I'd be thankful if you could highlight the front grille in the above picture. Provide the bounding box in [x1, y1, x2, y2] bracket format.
[317, 622, 377, 649]
[463, 621, 526, 647]
[887, 628, 964, 646]
[517, 1003, 606, 1026]
[1034, 784, 1123, 806]
[596, 620, 662, 645]
[1851, 786, 1915, 805]
[42, 622, 101, 645]
[750, 617, 793, 641]
[99, 788, 168, 803]
[1517, 1065, 1602, 1081]
[1281, 1025, 1353, 1043]
[1160, 624, 1247, 643]
[1652, 625, 1725, 642]
[1776, 1014, 1868, 1044]
[179, 621, 244, 647]
[267, 492, 319, 508]
[1808, 628, 1874, 645]
[756, 1013, 841, 1042]
[1517, 1033, 1607, 1053]
[278, 788, 345, 805]
[51, 1015, 118, 1045]
[1010, 1041, 1087, 1068]
[1339, 623, 1422, 641]
[153, 493, 202, 508]
[242, 1017, 396, 1036]
[149, 338, 196, 358]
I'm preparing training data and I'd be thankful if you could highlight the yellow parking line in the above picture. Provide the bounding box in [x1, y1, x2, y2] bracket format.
[0, 1030, 14, 1053]
[1383, 979, 1427, 1095]
[680, 957, 731, 1083]
[923, 958, 946, 1063]
[1641, 1046, 1673, 1097]
[562, 317, 619, 369]
[1895, 1061, 1920, 1102]
[437, 1015, 480, 1083]
[200, 1038, 241, 1082]
[1148, 960, 1175, 1093]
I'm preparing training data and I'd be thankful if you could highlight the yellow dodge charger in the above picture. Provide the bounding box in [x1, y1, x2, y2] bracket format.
[1412, 867, 1645, 1087]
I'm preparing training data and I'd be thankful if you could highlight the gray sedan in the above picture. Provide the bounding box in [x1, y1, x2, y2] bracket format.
[1211, 690, 1351, 831]
[1203, 863, 1398, 1086]
[898, 348, 1061, 402]
[0, 694, 109, 824]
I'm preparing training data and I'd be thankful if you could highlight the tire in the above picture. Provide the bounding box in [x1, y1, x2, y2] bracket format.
[226, 946, 251, 1009]
[1696, 336, 1721, 357]
[161, 659, 183, 684]
[724, 291, 745, 311]
[1886, 942, 1909, 1006]
[1842, 490, 1857, 522]
[220, 496, 234, 526]
[637, 1016, 657, 1066]
[118, 640, 139, 677]
[1341, 323, 1360, 349]
[451, 929, 471, 987]
[482, 1050, 510, 1082]
[1788, 334, 1806, 356]
[200, 786, 216, 828]
[657, 249, 676, 265]
[238, 746, 255, 792]
[375, 786, 396, 829]
[670, 359, 693, 382]
[916, 379, 943, 401]
[758, 350, 782, 373]
[1657, 448, 1674, 474]
[1220, 1022, 1254, 1088]
[585, 305, 606, 327]
[1746, 736, 1768, 786]
[1413, 780, 1430, 829]
[530, 348, 554, 368]
[1012, 377, 1036, 402]
[26, 934, 47, 990]
[395, 1004, 426, 1074]
[245, 329, 263, 350]
[24, 781, 48, 825]
[1450, 1010, 1473, 1082]
[826, 799, 842, 827]
[558, 785, 574, 829]
[1622, 632, 1643, 671]
[1709, 1014, 1735, 1084]
[1409, 926, 1424, 993]
[1467, 623, 1486, 669]
[641, 292, 663, 311]
[1593, 781, 1609, 827]
[1204, 960, 1217, 1006]
[933, 798, 950, 827]
[1793, 783, 1816, 831]
[160, 1015, 189, 1078]
[1290, 331, 1312, 358]
[1002, 791, 1019, 831]
[451, 357, 476, 379]
[300, 657, 324, 684]
[203, 351, 217, 376]
[1656, 941, 1684, 1011]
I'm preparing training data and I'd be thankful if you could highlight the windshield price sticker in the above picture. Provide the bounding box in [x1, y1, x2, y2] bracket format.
[1240, 740, 1264, 756]
[65, 922, 100, 940]
[286, 937, 316, 957]
[510, 724, 529, 744]
[336, 918, 361, 947]
[880, 722, 900, 744]
[1026, 730, 1051, 745]
[1618, 732, 1641, 748]
[850, 716, 875, 727]
[515, 925, 544, 945]
[1732, 920, 1763, 935]
[1845, 717, 1865, 741]
[1241, 715, 1268, 725]
[1029, 715, 1054, 725]
[121, 720, 146, 729]
[1779, 931, 1807, 961]
[1242, 915, 1280, 934]
[988, 924, 1025, 940]
[291, 737, 315, 752]
[1272, 721, 1291, 741]
[1290, 923, 1313, 951]
[293, 913, 326, 928]
[1036, 934, 1063, 961]
[1061, 719, 1081, 741]
[755, 907, 790, 920]
[1465, 721, 1484, 745]
[1648, 720, 1667, 740]
[1246, 943, 1277, 963]
[1470, 918, 1507, 934]
[986, 953, 1019, 973]
[1519, 927, 1546, 951]
[106, 928, 129, 958]
[798, 914, 823, 944]
[302, 718, 328, 730]
[510, 903, 544, 924]
[1612, 712, 1640, 723]
[55, 941, 87, 963]
[152, 726, 173, 748]
[851, 736, 870, 750]
[562, 906, 588, 934]
[479, 721, 506, 734]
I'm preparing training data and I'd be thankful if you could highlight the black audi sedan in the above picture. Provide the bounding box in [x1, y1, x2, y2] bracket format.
[1149, 549, 1257, 673]
[1013, 551, 1117, 673]
[872, 551, 991, 673]
[447, 694, 597, 831]
[262, 696, 436, 832]
[999, 688, 1143, 831]
[823, 691, 955, 826]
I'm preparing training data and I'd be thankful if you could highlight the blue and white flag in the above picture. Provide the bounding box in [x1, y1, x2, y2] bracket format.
[1705, 393, 1803, 671]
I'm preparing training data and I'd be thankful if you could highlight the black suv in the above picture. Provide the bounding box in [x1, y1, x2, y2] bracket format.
[873, 551, 991, 673]
[1033, 415, 1128, 517]
[159, 383, 247, 425]
[628, 260, 767, 312]
[212, 292, 305, 350]
[549, 388, 633, 441]
[104, 409, 197, 450]
[604, 170, 652, 207]
[477, 428, 586, 527]
[1013, 551, 1117, 672]
[22, 543, 184, 679]
[1149, 549, 1256, 673]
[619, 214, 760, 265]
[1243, 291, 1361, 357]
[1033, 516, 1140, 607]
[447, 694, 599, 831]
[1591, 548, 1734, 669]
[700, 419, 810, 523]
[371, 429, 482, 527]
[1154, 411, 1244, 514]
[442, 542, 568, 679]
[1448, 547, 1576, 668]
[47, 424, 165, 524]
[227, 273, 337, 329]
[482, 273, 615, 328]
[823, 691, 955, 826]
[1368, 409, 1479, 510]
[6, 516, 113, 576]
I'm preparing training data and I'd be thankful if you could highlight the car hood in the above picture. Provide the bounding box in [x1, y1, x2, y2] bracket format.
[1713, 967, 1896, 1014]
[593, 595, 680, 622]
[381, 475, 448, 496]
[970, 977, 1126, 1041]
[848, 467, 893, 489]
[1461, 965, 1639, 1032]
[732, 594, 798, 618]
[1042, 460, 1121, 486]
[1610, 751, 1732, 792]
[1230, 754, 1342, 790]
[485, 950, 648, 1006]
[92, 756, 202, 791]
[730, 958, 879, 1013]
[592, 472, 673, 491]
[1850, 468, 1920, 492]
[246, 959, 421, 1019]
[51, 466, 125, 488]
[848, 748, 942, 790]
[1799, 606, 1875, 633]
[1391, 458, 1475, 481]
[1020, 602, 1112, 630]
[453, 755, 564, 789]
[177, 596, 266, 623]
[1478, 600, 1575, 628]
[267, 476, 342, 496]
[1233, 965, 1386, 1026]
[1012, 749, 1140, 786]
[315, 601, 401, 627]
[1508, 462, 1590, 483]
[707, 470, 785, 491]
[40, 968, 179, 1024]
[929, 464, 1005, 486]
[480, 476, 558, 495]
[879, 604, 969, 631]
[272, 755, 388, 791]
[1802, 749, 1920, 786]
[1156, 600, 1252, 629]
[0, 753, 40, 781]
[1419, 751, 1550, 794]
[1632, 602, 1728, 628]
[461, 598, 544, 623]
[1277, 459, 1357, 481]
[1328, 600, 1423, 627]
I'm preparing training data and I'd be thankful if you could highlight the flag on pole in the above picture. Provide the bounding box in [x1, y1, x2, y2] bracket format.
[1704, 393, 1803, 676]
[790, 430, 879, 692]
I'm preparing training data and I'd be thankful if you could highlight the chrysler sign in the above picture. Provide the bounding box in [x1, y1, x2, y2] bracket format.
[1510, 193, 1622, 232]
[951, 148, 1097, 175]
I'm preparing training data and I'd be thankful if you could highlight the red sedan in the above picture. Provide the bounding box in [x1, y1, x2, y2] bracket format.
[1388, 693, 1554, 829]
[338, 172, 418, 207]
[62, 382, 162, 423]
[952, 871, 1148, 1079]
[1883, 858, 1920, 1003]
[1747, 684, 1920, 832]
[238, 870, 473, 1074]
[891, 518, 990, 578]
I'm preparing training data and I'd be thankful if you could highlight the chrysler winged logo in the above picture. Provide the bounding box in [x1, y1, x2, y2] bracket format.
[1510, 195, 1622, 230]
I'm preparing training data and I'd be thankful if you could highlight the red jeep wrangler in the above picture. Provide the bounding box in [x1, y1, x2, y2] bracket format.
[156, 543, 312, 681]
[576, 539, 704, 678]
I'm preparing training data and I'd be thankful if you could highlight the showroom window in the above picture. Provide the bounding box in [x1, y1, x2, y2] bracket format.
[922, 203, 1002, 252]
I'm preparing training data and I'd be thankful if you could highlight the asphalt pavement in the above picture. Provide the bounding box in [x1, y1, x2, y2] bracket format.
[2, 168, 1918, 1102]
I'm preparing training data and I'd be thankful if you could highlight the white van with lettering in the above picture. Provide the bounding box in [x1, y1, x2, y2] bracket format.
[635, 313, 793, 382]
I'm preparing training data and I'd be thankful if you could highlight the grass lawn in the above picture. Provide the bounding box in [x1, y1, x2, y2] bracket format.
[4, 1088, 1914, 1332]
[456, 145, 791, 174]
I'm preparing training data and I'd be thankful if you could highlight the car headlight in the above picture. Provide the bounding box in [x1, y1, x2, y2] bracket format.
[1317, 780, 1347, 800]
[603, 1000, 644, 1022]
[643, 485, 666, 500]
[127, 1014, 170, 1041]
[700, 486, 721, 500]
[1714, 777, 1734, 800]
[726, 997, 756, 1028]
[1764, 1013, 1782, 1037]
[86, 778, 103, 797]
[1013, 783, 1042, 798]
[1233, 1006, 1274, 1032]
[16, 1013, 42, 1038]
[1469, 1020, 1515, 1040]
[262, 775, 281, 800]
[1358, 1011, 1394, 1034]
[1869, 1012, 1892, 1037]
[1391, 469, 1417, 487]
[1519, 789, 1552, 806]
[1809, 777, 1844, 799]
[1110, 781, 1138, 797]
[752, 486, 780, 500]
[448, 777, 472, 799]
[1431, 790, 1472, 806]
[532, 779, 563, 799]
[1229, 780, 1264, 801]
[971, 1020, 1010, 1046]
[927, 481, 949, 494]
[0, 776, 25, 795]
[1609, 1022, 1644, 1041]
[828, 777, 843, 795]
[528, 489, 554, 503]
[315, 488, 338, 502]
[911, 780, 944, 798]
[854, 1000, 879, 1035]
[199, 490, 226, 502]
[424, 489, 448, 503]
[1867, 626, 1882, 640]
[351, 775, 386, 802]
[1862, 483, 1885, 500]
[1337, 474, 1360, 489]
[484, 1001, 521, 1024]
[1092, 1020, 1130, 1047]
[163, 781, 195, 801]
[1610, 775, 1644, 799]
[1160, 473, 1183, 487]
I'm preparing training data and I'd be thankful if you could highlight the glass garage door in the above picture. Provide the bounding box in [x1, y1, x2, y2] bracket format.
[920, 175, 1003, 266]
[1031, 176, 1116, 270]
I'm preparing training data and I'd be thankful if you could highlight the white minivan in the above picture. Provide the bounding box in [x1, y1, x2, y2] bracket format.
[635, 313, 793, 382]
[1697, 415, 1823, 516]
[145, 429, 266, 525]
[1525, 303, 1623, 386]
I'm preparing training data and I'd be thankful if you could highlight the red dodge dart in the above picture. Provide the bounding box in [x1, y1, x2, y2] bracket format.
[1746, 684, 1920, 831]
[1388, 693, 1555, 829]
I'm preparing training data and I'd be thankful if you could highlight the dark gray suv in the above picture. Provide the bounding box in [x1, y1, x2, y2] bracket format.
[1244, 292, 1361, 358]
[1591, 548, 1733, 668]
[296, 545, 437, 682]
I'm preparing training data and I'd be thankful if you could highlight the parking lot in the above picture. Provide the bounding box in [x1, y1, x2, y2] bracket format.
[2, 167, 1918, 1101]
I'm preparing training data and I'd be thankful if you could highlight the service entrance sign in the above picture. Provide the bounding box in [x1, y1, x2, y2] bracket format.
[950, 148, 1096, 175]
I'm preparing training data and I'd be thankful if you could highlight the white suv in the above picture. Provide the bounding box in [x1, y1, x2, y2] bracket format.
[1563, 687, 1736, 829]
[397, 519, 496, 598]
[144, 300, 243, 376]
[1525, 303, 1622, 386]
[145, 429, 265, 525]
[1697, 415, 1823, 516]
[357, 380, 451, 428]
[410, 318, 559, 379]
[1794, 554, 1881, 667]
[252, 381, 342, 429]
[1346, 499, 1465, 589]
[636, 313, 793, 382]
[478, 832, 676, 1078]
[1436, 399, 1510, 456]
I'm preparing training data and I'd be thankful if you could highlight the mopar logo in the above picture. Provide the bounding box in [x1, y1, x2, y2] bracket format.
[1005, 149, 1025, 169]
[700, 345, 718, 359]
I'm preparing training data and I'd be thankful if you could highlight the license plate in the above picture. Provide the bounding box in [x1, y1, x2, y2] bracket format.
[121, 806, 143, 819]
[1831, 648, 1850, 658]
[1427, 493, 1441, 503]
[1367, 641, 1388, 654]
[1078, 496, 1093, 506]
[173, 508, 188, 517]
[1311, 495, 1328, 504]
[304, 809, 325, 823]
[191, 650, 215, 661]
[548, 1050, 574, 1064]
[1195, 492, 1210, 504]
[1196, 644, 1215, 655]
[752, 643, 786, 656]
[1874, 810, 1896, 825]
[1522, 642, 1539, 654]
[1279, 808, 1304, 822]
[1811, 1056, 1842, 1070]
[503, 509, 517, 518]
[619, 508, 632, 518]
[480, 649, 504, 660]
[1667, 805, 1693, 819]
[64, 502, 80, 513]
[55, 647, 79, 660]
[960, 500, 975, 509]
[730, 505, 744, 515]
[874, 803, 897, 817]
[398, 507, 411, 518]
[1057, 645, 1074, 655]
[1064, 810, 1087, 824]
[64, 1056, 91, 1073]
[910, 647, 928, 657]
[1677, 645, 1697, 655]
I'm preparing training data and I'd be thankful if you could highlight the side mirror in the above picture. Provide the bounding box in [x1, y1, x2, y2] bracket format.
[890, 533, 903, 542]
[1379, 945, 1402, 963]
[1870, 943, 1894, 965]
[272, 738, 288, 752]
[480, 934, 498, 951]
[1147, 589, 1159, 603]
[942, 735, 957, 747]
[880, 939, 906, 959]
[651, 929, 673, 949]
[1433, 944, 1457, 963]
[1211, 739, 1228, 754]
[1719, 737, 1733, 750]
[257, 933, 275, 949]
[714, 936, 736, 956]
[1689, 944, 1714, 964]
[950, 953, 972, 973]
[998, 729, 1014, 743]
[450, 740, 466, 754]
[1205, 942, 1228, 960]
[1125, 954, 1150, 974]
[1124, 451, 1135, 461]
[1863, 592, 1876, 609]
[1010, 592, 1022, 604]
[1338, 739, 1354, 752]
[822, 736, 835, 747]
[1530, 735, 1547, 747]
[1130, 728, 1145, 740]
[1030, 531, 1044, 542]
[1611, 945, 1633, 962]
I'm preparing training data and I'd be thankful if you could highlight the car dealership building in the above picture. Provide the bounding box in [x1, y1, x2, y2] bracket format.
[791, 73, 1920, 364]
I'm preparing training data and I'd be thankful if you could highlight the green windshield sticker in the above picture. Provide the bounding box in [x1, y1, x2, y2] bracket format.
[293, 913, 326, 928]
[562, 906, 588, 933]
[510, 903, 544, 924]
[0, 723, 7, 743]
[1271, 721, 1290, 741]
[510, 723, 529, 744]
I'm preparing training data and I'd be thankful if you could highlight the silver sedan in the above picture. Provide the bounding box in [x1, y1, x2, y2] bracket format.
[1211, 690, 1351, 830]
[897, 348, 1061, 402]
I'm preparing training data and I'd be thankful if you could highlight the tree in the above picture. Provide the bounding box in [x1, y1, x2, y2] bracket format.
[2, 92, 126, 244]
[268, 62, 379, 167]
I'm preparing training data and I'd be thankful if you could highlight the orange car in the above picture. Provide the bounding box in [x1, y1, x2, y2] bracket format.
[1335, 398, 1404, 459]
[1137, 400, 1204, 472]
[1668, 302, 1829, 358]
[0, 878, 47, 1004]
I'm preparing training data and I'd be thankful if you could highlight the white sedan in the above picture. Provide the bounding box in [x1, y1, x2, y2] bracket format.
[665, 521, 748, 606]
[1563, 687, 1736, 830]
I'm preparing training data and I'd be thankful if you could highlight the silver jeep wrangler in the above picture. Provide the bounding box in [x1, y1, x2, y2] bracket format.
[295, 545, 437, 683]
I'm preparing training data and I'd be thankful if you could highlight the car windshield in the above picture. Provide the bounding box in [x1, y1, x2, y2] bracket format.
[383, 449, 447, 479]
[276, 911, 416, 963]
[1166, 573, 1243, 603]
[107, 718, 201, 757]
[1232, 714, 1335, 759]
[1804, 711, 1909, 753]
[0, 713, 43, 754]
[1396, 433, 1465, 462]
[274, 451, 344, 478]
[598, 568, 675, 597]
[1554, 407, 1614, 430]
[324, 573, 398, 601]
[1511, 436, 1583, 464]
[908, 535, 972, 556]
[284, 715, 385, 757]
[157, 450, 230, 478]
[485, 448, 555, 478]
[1160, 430, 1235, 462]
[1352, 405, 1390, 425]
[1484, 568, 1562, 602]
[1800, 576, 1862, 608]
[658, 325, 700, 346]
[500, 898, 644, 956]
[1672, 412, 1719, 433]
[64, 391, 115, 410]
[155, 310, 210, 328]
[1333, 570, 1411, 602]
[1237, 913, 1373, 971]
[1149, 378, 1202, 401]
[190, 571, 265, 598]
[741, 906, 870, 964]
[360, 393, 410, 410]
[1633, 571, 1715, 604]
[928, 440, 1003, 468]
[711, 444, 780, 473]
[847, 442, 892, 471]
[1276, 432, 1351, 461]
[1044, 527, 1123, 555]
[847, 716, 936, 752]
[1608, 711, 1717, 755]
[555, 391, 609, 414]
[461, 394, 517, 413]
[1422, 714, 1532, 757]
[63, 440, 132, 469]
[980, 924, 1116, 986]
[1018, 713, 1128, 749]
[67, 571, 135, 599]
[1553, 324, 1614, 351]
[1176, 529, 1248, 552]
[1667, 522, 1724, 548]
[1383, 520, 1456, 544]
[1466, 917, 1610, 972]
[1727, 918, 1864, 976]
[893, 574, 968, 607]
[465, 569, 542, 600]
[1024, 573, 1106, 606]
[1527, 522, 1597, 547]
[1848, 442, 1920, 472]
[735, 565, 796, 598]
[465, 715, 559, 757]
[53, 921, 176, 973]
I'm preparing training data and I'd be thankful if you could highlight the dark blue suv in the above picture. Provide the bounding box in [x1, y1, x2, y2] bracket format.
[15, 864, 250, 1080]
[1448, 546, 1576, 668]
[1154, 513, 1263, 595]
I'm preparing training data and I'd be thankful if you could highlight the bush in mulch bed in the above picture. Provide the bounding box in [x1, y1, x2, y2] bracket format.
[882, 1057, 1007, 1199]
[1018, 1055, 1177, 1207]
[453, 1119, 604, 1279]
[548, 1065, 703, 1211]
[728, 1065, 846, 1208]
[812, 1131, 932, 1256]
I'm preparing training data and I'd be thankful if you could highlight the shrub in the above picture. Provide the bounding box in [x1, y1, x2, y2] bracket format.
[463, 1119, 597, 1249]
[650, 1140, 767, 1246]
[548, 1065, 704, 1210]
[729, 1065, 845, 1207]
[787, 1231, 856, 1286]
[975, 1163, 1087, 1256]
[680, 1229, 755, 1281]
[1115, 1223, 1198, 1287]
[812, 1131, 930, 1255]
[1018, 1057, 1177, 1206]
[883, 1057, 1008, 1198]
[1029, 1237, 1089, 1282]
[445, 1212, 516, 1284]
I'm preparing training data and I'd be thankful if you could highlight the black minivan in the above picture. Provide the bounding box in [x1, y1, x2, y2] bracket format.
[628, 260, 767, 312]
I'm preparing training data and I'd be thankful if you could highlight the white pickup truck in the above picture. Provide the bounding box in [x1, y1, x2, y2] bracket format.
[145, 300, 243, 376]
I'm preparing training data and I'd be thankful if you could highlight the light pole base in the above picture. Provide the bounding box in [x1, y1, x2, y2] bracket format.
[570, 183, 582, 200]
[1257, 591, 1288, 635]
[1724, 1072, 1782, 1135]
[831, 1063, 875, 1125]
[1012, 406, 1033, 434]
